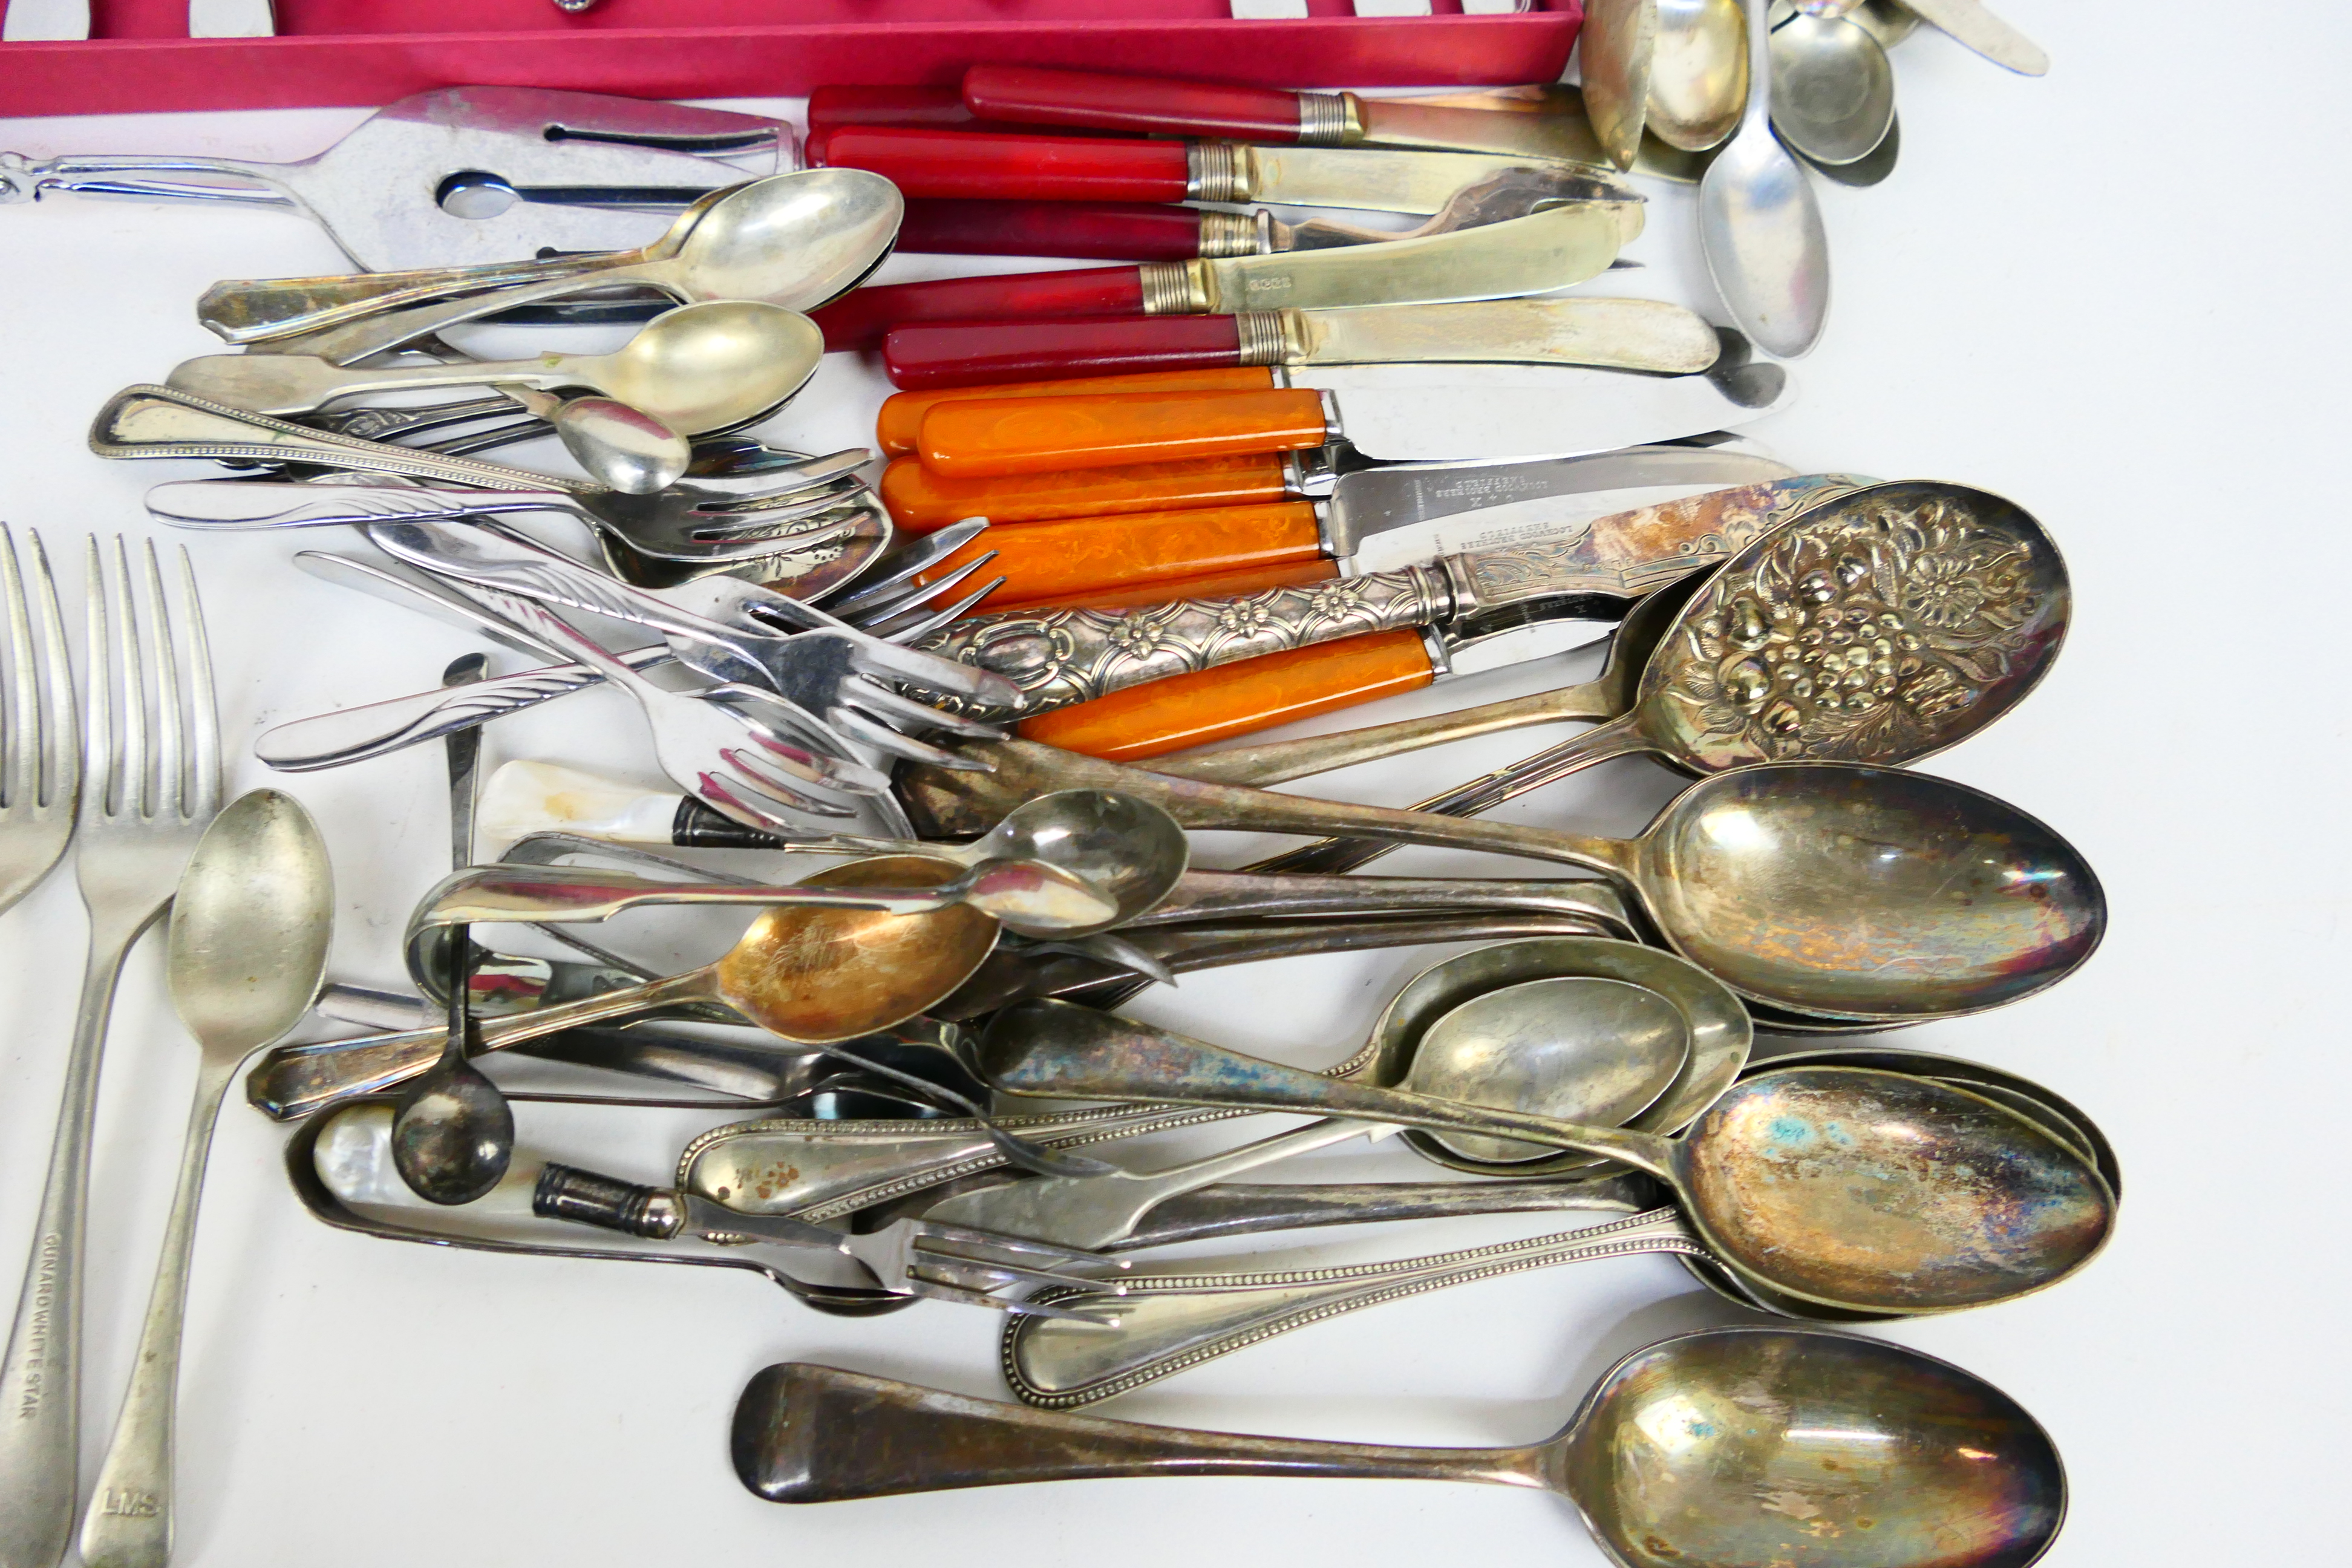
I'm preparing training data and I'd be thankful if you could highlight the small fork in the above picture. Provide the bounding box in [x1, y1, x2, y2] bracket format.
[0, 540, 220, 1568]
[0, 524, 79, 915]
[532, 1163, 1126, 1324]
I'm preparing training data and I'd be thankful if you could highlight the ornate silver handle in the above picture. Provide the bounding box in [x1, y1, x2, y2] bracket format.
[912, 569, 1451, 719]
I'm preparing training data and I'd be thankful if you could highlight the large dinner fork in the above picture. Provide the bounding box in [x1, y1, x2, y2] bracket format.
[0, 525, 79, 915]
[0, 541, 220, 1568]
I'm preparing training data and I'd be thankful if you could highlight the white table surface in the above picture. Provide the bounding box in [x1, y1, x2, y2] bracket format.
[1, 5, 2342, 1561]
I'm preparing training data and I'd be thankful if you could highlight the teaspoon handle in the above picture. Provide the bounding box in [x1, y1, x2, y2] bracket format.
[732, 1363, 1549, 1503]
[197, 250, 624, 343]
[1118, 1171, 1653, 1251]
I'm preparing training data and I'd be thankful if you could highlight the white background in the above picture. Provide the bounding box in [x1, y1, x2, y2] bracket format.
[1, 3, 2344, 1561]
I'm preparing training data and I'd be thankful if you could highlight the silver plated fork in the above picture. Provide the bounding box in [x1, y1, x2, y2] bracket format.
[0, 524, 79, 915]
[0, 540, 220, 1568]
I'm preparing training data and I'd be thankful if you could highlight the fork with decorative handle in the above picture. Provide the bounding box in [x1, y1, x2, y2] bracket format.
[998, 1207, 1703, 1407]
[531, 1164, 1126, 1323]
[0, 542, 218, 1568]
[363, 517, 1013, 768]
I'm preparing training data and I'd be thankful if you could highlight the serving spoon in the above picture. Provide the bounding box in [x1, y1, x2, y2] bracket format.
[981, 1002, 2115, 1317]
[168, 301, 822, 436]
[737, 1325, 2068, 1568]
[907, 750, 2104, 1024]
[74, 792, 334, 1568]
[198, 169, 904, 361]
[1231, 479, 2069, 879]
[245, 855, 1005, 1122]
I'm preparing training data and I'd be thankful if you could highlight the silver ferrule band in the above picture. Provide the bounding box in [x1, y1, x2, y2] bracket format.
[1296, 91, 1362, 145]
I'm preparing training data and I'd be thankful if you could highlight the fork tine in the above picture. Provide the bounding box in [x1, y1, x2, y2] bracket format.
[177, 545, 221, 819]
[1, 526, 34, 811]
[28, 534, 77, 814]
[695, 767, 850, 834]
[140, 540, 185, 824]
[717, 750, 863, 820]
[862, 577, 1007, 646]
[821, 518, 990, 615]
[111, 538, 148, 816]
[840, 549, 996, 627]
[912, 1221, 1128, 1271]
[823, 708, 978, 771]
[841, 678, 1007, 742]
[83, 538, 113, 815]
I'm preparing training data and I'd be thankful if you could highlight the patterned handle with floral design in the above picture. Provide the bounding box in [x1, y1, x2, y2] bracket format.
[909, 538, 1682, 719]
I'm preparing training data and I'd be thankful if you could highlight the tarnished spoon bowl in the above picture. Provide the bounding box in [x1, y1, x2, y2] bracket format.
[1648, 0, 1749, 151]
[1567, 1327, 2067, 1568]
[1412, 977, 1688, 1163]
[1373, 936, 1751, 1180]
[1638, 763, 2103, 1020]
[1770, 9, 1898, 165]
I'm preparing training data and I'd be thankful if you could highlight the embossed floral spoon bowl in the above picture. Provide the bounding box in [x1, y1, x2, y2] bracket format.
[1234, 479, 2071, 880]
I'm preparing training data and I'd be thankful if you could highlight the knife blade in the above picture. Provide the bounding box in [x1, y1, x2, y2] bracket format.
[809, 201, 1636, 351]
[1896, 0, 2050, 74]
[887, 448, 1797, 606]
[914, 351, 1795, 477]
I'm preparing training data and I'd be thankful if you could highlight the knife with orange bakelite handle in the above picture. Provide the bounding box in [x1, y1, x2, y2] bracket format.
[891, 460, 1818, 605]
[904, 474, 1875, 722]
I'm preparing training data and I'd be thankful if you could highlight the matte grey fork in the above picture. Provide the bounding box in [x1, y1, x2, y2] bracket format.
[0, 526, 79, 915]
[0, 541, 220, 1568]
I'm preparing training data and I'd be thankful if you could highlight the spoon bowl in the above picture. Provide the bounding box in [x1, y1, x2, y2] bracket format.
[1647, 0, 1749, 151]
[1412, 977, 1687, 1162]
[1700, 0, 1831, 356]
[524, 393, 690, 495]
[1770, 9, 1898, 166]
[667, 167, 904, 309]
[591, 301, 823, 434]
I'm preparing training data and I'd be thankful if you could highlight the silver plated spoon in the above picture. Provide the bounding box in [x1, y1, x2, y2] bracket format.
[1700, 0, 1831, 355]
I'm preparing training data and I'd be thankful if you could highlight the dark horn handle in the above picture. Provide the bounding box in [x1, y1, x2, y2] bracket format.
[532, 1163, 681, 1239]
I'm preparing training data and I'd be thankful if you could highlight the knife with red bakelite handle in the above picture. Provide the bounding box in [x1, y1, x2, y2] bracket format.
[808, 201, 1630, 351]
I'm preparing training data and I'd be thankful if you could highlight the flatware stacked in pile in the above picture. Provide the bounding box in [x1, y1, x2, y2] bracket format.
[0, 56, 2106, 1568]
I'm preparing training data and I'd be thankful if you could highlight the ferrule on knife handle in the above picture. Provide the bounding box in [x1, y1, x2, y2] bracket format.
[909, 566, 1452, 719]
[1016, 630, 1434, 762]
[962, 65, 1365, 147]
[879, 365, 1278, 455]
[916, 388, 1332, 477]
[878, 450, 1294, 532]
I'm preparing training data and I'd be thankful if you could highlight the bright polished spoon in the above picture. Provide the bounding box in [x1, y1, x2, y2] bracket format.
[1647, 0, 1749, 151]
[737, 1325, 2068, 1568]
[198, 169, 904, 359]
[1412, 977, 1686, 1163]
[982, 1002, 2115, 1316]
[906, 751, 2105, 1024]
[1701, 0, 1831, 355]
[246, 855, 1006, 1122]
[503, 389, 690, 495]
[1580, 0, 1661, 170]
[166, 301, 822, 436]
[76, 791, 333, 1568]
[1770, 6, 1897, 166]
[1230, 479, 2070, 880]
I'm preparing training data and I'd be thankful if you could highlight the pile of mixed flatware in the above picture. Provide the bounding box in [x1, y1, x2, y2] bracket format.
[3, 56, 2097, 1568]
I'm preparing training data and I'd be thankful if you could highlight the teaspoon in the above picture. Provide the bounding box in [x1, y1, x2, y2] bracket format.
[736, 1325, 2068, 1568]
[1647, 0, 1748, 151]
[1770, 7, 1898, 166]
[1700, 0, 1831, 355]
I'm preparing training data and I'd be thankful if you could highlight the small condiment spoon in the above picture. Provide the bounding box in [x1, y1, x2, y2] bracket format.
[979, 1001, 2115, 1316]
[736, 1325, 2068, 1568]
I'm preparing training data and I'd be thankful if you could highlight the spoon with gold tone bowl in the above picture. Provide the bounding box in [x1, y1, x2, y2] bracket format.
[246, 855, 1004, 1123]
[1647, 0, 1749, 151]
[981, 1000, 2115, 1319]
[737, 1325, 2069, 1568]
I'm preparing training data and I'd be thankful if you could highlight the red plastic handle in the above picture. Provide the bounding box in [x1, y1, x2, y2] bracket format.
[809, 269, 1146, 353]
[963, 65, 1306, 143]
[806, 85, 978, 139]
[885, 315, 1245, 388]
[898, 200, 1207, 261]
[815, 127, 1191, 202]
